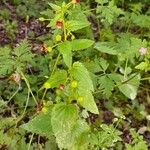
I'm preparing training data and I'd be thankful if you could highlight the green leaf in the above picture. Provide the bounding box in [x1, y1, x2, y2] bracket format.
[0, 130, 11, 145]
[94, 42, 117, 55]
[110, 73, 140, 100]
[97, 124, 122, 148]
[98, 75, 115, 98]
[21, 110, 53, 136]
[14, 40, 34, 64]
[72, 120, 90, 140]
[66, 20, 90, 31]
[99, 58, 109, 72]
[115, 35, 147, 60]
[70, 62, 94, 92]
[57, 41, 72, 68]
[95, 0, 108, 5]
[71, 39, 94, 51]
[96, 1, 123, 24]
[48, 3, 61, 11]
[51, 103, 78, 149]
[0, 46, 13, 75]
[78, 87, 99, 114]
[70, 62, 98, 114]
[57, 39, 94, 67]
[44, 70, 67, 89]
[70, 120, 90, 150]
[118, 75, 140, 100]
[135, 61, 149, 71]
[0, 40, 34, 75]
[131, 13, 150, 28]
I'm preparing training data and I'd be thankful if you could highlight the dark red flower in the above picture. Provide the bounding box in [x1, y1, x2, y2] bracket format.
[40, 44, 47, 53]
[59, 84, 65, 90]
[72, 0, 80, 3]
[56, 21, 63, 29]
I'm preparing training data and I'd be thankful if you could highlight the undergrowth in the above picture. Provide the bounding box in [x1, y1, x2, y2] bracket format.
[0, 0, 150, 149]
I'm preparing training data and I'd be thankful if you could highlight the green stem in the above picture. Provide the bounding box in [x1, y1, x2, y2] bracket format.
[7, 84, 21, 104]
[63, 22, 67, 41]
[40, 10, 67, 100]
[15, 90, 30, 127]
[124, 58, 128, 79]
[20, 71, 38, 105]
[140, 77, 150, 81]
[114, 73, 139, 88]
[93, 73, 139, 95]
[42, 88, 47, 101]
[28, 133, 34, 150]
[51, 52, 61, 75]
[83, 8, 97, 13]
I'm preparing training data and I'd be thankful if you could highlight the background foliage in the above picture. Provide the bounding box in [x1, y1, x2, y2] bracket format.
[0, 0, 150, 149]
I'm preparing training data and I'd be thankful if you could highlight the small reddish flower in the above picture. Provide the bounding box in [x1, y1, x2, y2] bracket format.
[9, 72, 21, 84]
[56, 21, 63, 29]
[36, 102, 43, 113]
[59, 84, 65, 90]
[139, 47, 147, 55]
[72, 0, 80, 3]
[40, 44, 47, 53]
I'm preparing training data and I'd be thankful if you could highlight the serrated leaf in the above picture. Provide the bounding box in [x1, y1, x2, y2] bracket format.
[96, 1, 123, 24]
[51, 103, 78, 149]
[99, 58, 109, 71]
[21, 110, 53, 136]
[115, 35, 147, 60]
[135, 61, 149, 71]
[98, 75, 115, 98]
[119, 76, 140, 100]
[0, 46, 14, 75]
[78, 87, 99, 114]
[70, 120, 90, 150]
[95, 0, 108, 5]
[48, 3, 61, 11]
[57, 41, 72, 68]
[131, 13, 150, 28]
[57, 39, 94, 68]
[0, 130, 11, 145]
[110, 73, 140, 100]
[66, 20, 90, 31]
[71, 39, 94, 51]
[72, 120, 90, 139]
[94, 42, 117, 55]
[70, 62, 94, 91]
[14, 40, 34, 64]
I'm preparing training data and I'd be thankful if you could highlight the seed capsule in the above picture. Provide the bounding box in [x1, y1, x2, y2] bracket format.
[71, 80, 78, 88]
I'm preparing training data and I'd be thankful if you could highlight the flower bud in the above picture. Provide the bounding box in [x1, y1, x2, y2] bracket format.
[55, 35, 62, 42]
[39, 17, 45, 22]
[43, 82, 51, 89]
[47, 46, 52, 53]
